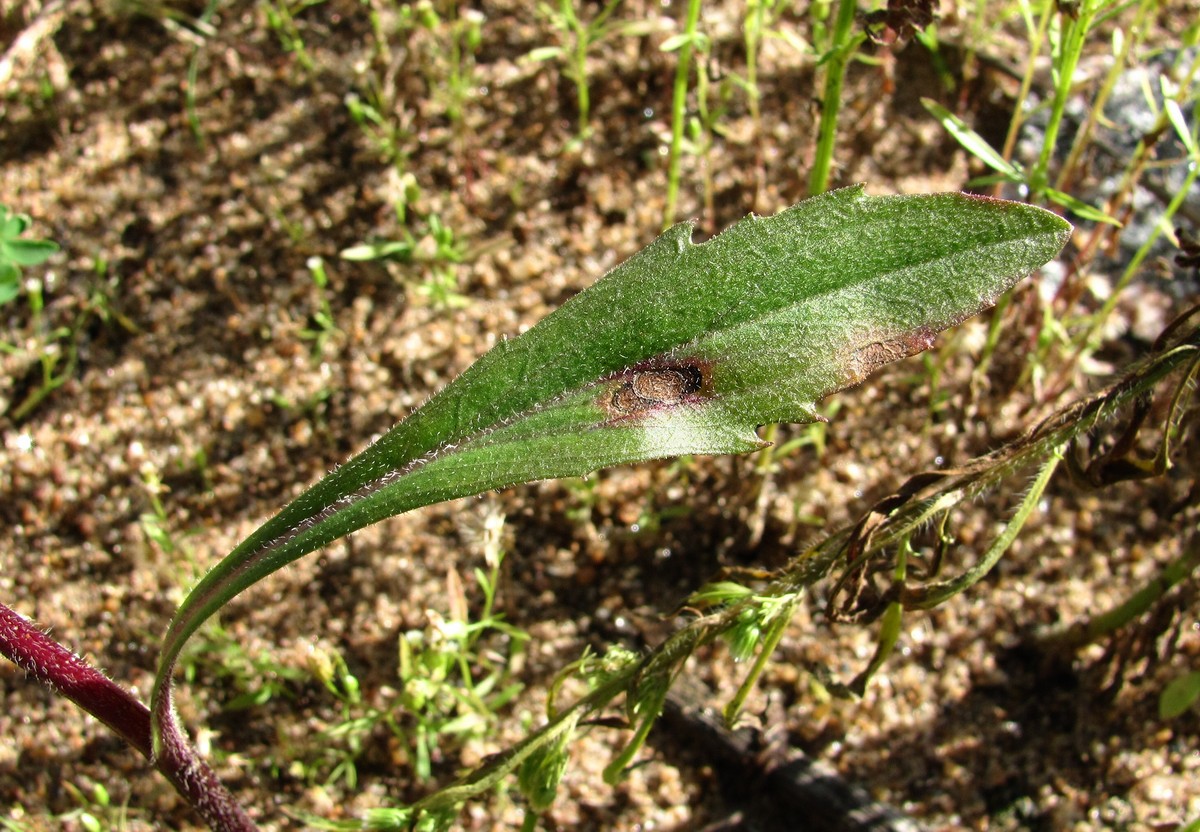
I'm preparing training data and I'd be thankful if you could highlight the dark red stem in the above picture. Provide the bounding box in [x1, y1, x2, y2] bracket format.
[0, 602, 258, 832]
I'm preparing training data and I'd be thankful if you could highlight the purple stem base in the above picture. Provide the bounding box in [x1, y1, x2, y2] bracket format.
[0, 602, 258, 832]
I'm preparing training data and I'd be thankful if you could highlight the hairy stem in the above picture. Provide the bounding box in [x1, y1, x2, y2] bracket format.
[0, 602, 258, 832]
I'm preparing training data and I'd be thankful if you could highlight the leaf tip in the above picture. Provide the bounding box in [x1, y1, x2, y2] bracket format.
[835, 328, 940, 389]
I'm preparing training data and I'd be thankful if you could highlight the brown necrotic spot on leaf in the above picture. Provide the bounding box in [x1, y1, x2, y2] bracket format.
[603, 361, 710, 419]
[843, 329, 938, 385]
[611, 383, 646, 414]
[631, 365, 703, 404]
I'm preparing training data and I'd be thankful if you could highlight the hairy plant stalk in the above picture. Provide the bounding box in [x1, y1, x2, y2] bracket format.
[903, 445, 1064, 610]
[0, 603, 258, 832]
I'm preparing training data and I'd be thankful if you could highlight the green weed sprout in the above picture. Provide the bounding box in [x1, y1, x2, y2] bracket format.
[341, 213, 468, 309]
[525, 0, 638, 147]
[263, 0, 326, 78]
[306, 512, 526, 791]
[0, 205, 58, 308]
[0, 207, 89, 422]
[920, 0, 1189, 224]
[739, 0, 795, 136]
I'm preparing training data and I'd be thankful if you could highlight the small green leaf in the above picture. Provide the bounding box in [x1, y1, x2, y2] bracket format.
[522, 45, 564, 63]
[1, 206, 28, 239]
[152, 187, 1071, 746]
[339, 240, 414, 261]
[1159, 671, 1200, 720]
[1044, 188, 1121, 226]
[660, 32, 708, 52]
[1163, 96, 1197, 157]
[0, 267, 19, 305]
[2, 237, 60, 266]
[921, 98, 1023, 179]
[848, 600, 903, 696]
[687, 581, 755, 608]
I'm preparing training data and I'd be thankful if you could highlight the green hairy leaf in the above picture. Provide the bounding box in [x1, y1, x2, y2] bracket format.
[151, 186, 1071, 738]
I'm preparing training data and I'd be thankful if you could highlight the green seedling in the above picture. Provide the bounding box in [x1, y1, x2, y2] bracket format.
[735, 0, 808, 205]
[322, 535, 525, 788]
[446, 9, 484, 131]
[57, 780, 128, 832]
[111, 0, 217, 41]
[921, 97, 1118, 225]
[302, 512, 526, 796]
[180, 0, 221, 145]
[345, 91, 418, 180]
[0, 205, 58, 308]
[2, 241, 135, 422]
[921, 1, 1192, 227]
[139, 465, 178, 556]
[738, 0, 806, 135]
[681, 34, 736, 232]
[808, 0, 866, 196]
[406, 3, 483, 139]
[304, 645, 370, 789]
[2, 188, 1070, 831]
[299, 256, 342, 360]
[181, 621, 305, 711]
[4, 252, 136, 422]
[525, 0, 654, 146]
[341, 212, 468, 309]
[263, 0, 327, 77]
[1, 778, 129, 831]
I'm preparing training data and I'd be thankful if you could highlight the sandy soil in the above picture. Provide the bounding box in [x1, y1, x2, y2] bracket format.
[2, 1, 1198, 830]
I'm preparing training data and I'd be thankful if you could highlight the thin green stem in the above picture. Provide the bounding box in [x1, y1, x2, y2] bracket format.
[1055, 0, 1153, 192]
[744, 0, 765, 130]
[808, 0, 860, 196]
[1032, 1, 1103, 195]
[663, 0, 702, 228]
[1040, 540, 1200, 652]
[999, 0, 1054, 171]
